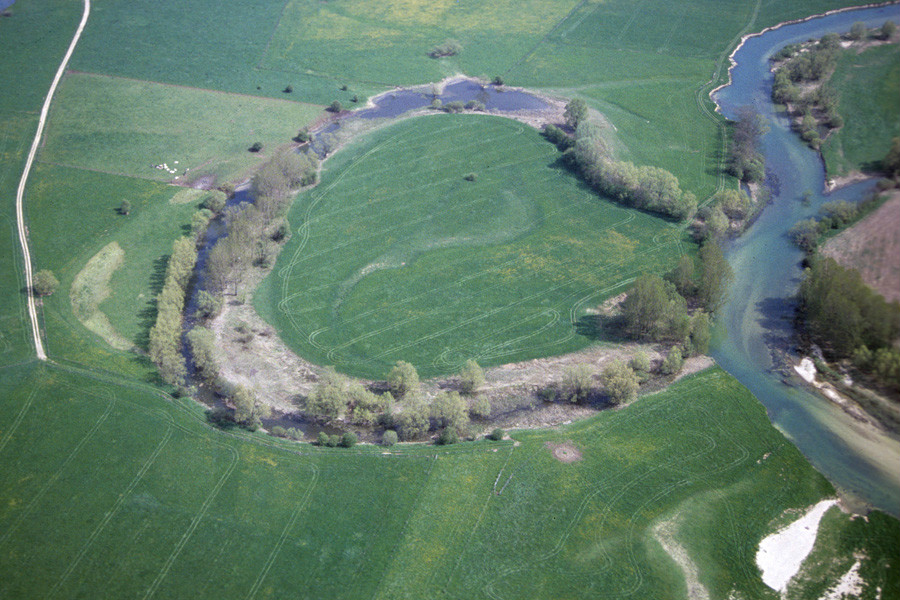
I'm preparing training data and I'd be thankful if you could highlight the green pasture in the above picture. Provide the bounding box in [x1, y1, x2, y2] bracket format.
[261, 0, 580, 86]
[24, 164, 198, 376]
[255, 114, 690, 379]
[821, 43, 900, 178]
[39, 73, 323, 186]
[2, 364, 897, 599]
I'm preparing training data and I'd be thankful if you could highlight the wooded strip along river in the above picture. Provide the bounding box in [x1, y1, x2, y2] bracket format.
[712, 3, 900, 516]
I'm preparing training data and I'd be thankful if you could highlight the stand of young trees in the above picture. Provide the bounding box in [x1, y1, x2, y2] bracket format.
[726, 106, 768, 184]
[799, 257, 900, 389]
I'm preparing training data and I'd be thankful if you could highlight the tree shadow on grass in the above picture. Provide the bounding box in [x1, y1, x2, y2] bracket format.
[574, 314, 630, 343]
[136, 254, 169, 352]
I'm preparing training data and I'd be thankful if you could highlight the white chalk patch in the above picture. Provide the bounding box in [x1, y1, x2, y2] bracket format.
[821, 559, 865, 600]
[756, 499, 837, 592]
[794, 357, 817, 383]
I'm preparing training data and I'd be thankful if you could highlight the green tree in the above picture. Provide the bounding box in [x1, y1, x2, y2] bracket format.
[629, 352, 652, 383]
[340, 431, 358, 448]
[660, 347, 684, 375]
[437, 427, 459, 445]
[119, 199, 131, 215]
[458, 359, 485, 394]
[328, 100, 343, 113]
[668, 254, 696, 297]
[185, 326, 217, 383]
[688, 312, 712, 356]
[562, 364, 594, 403]
[789, 218, 821, 252]
[468, 395, 491, 419]
[881, 20, 896, 40]
[232, 385, 270, 430]
[849, 22, 867, 40]
[883, 137, 900, 177]
[564, 98, 589, 129]
[382, 430, 398, 446]
[430, 391, 469, 431]
[302, 367, 349, 422]
[388, 360, 420, 398]
[488, 428, 505, 441]
[601, 360, 639, 404]
[697, 241, 733, 313]
[397, 394, 430, 440]
[32, 269, 59, 296]
[195, 290, 223, 320]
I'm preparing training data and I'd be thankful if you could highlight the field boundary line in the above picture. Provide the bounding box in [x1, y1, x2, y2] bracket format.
[0, 385, 38, 455]
[15, 0, 91, 361]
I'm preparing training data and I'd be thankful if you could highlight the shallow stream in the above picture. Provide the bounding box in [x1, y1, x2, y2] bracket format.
[712, 3, 900, 515]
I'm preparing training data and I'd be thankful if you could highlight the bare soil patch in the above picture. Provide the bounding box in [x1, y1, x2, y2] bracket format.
[822, 192, 900, 302]
[545, 440, 582, 463]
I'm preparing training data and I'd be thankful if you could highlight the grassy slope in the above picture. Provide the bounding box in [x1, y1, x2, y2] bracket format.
[255, 114, 690, 379]
[821, 43, 900, 178]
[39, 72, 323, 186]
[1, 365, 897, 599]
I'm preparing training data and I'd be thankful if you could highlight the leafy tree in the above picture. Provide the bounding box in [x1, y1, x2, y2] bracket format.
[295, 128, 311, 143]
[697, 241, 733, 313]
[347, 384, 391, 426]
[848, 22, 867, 40]
[488, 428, 505, 441]
[601, 360, 638, 404]
[564, 98, 588, 129]
[622, 275, 689, 341]
[396, 394, 430, 440]
[789, 218, 820, 252]
[700, 205, 730, 240]
[543, 124, 573, 150]
[428, 39, 462, 58]
[232, 385, 270, 430]
[249, 142, 263, 152]
[382, 430, 398, 446]
[430, 391, 469, 431]
[186, 326, 217, 383]
[668, 254, 696, 297]
[283, 85, 293, 94]
[32, 269, 59, 296]
[328, 100, 343, 113]
[302, 367, 349, 422]
[468, 395, 491, 419]
[202, 191, 227, 214]
[491, 75, 504, 86]
[688, 312, 712, 356]
[119, 199, 132, 215]
[727, 106, 768, 183]
[820, 200, 857, 227]
[629, 352, 652, 383]
[660, 347, 684, 375]
[715, 189, 752, 220]
[458, 359, 485, 394]
[195, 290, 223, 320]
[881, 21, 896, 40]
[317, 431, 330, 446]
[562, 364, 594, 403]
[340, 431, 358, 448]
[388, 360, 420, 398]
[883, 137, 900, 177]
[437, 428, 459, 445]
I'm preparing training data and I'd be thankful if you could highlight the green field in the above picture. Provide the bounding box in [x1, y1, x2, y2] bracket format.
[821, 43, 900, 178]
[255, 114, 690, 379]
[40, 73, 323, 186]
[2, 363, 896, 599]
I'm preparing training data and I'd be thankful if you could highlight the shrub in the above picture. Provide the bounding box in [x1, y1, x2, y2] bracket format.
[430, 391, 469, 431]
[202, 191, 227, 214]
[294, 128, 310, 143]
[317, 431, 330, 446]
[469, 395, 491, 419]
[382, 430, 398, 446]
[492, 75, 504, 85]
[340, 431, 358, 448]
[488, 428, 505, 441]
[443, 100, 465, 113]
[397, 395, 430, 440]
[464, 100, 485, 111]
[428, 39, 462, 58]
[660, 347, 684, 375]
[283, 85, 293, 93]
[328, 100, 342, 113]
[388, 360, 420, 398]
[271, 425, 287, 437]
[601, 360, 639, 404]
[119, 199, 131, 215]
[629, 352, 652, 383]
[32, 269, 59, 296]
[249, 142, 263, 152]
[463, 172, 477, 182]
[436, 428, 459, 445]
[458, 359, 485, 393]
[562, 364, 594, 403]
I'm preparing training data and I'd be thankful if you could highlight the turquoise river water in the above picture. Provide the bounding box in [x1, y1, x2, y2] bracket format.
[712, 3, 900, 515]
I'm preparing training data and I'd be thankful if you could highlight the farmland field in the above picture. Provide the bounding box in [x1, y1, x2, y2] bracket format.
[2, 364, 896, 599]
[821, 42, 900, 178]
[40, 73, 323, 186]
[255, 114, 690, 379]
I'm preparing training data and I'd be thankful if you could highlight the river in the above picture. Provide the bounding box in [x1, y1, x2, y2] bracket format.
[712, 3, 900, 515]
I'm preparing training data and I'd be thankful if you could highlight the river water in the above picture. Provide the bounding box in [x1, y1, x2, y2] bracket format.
[712, 3, 900, 515]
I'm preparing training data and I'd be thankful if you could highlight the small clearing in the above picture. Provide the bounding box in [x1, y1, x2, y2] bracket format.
[755, 499, 838, 592]
[544, 440, 582, 463]
[822, 192, 900, 303]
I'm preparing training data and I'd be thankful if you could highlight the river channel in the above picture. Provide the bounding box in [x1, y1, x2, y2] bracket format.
[712, 3, 900, 515]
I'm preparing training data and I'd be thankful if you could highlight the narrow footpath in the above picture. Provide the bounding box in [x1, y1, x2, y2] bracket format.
[14, 0, 91, 361]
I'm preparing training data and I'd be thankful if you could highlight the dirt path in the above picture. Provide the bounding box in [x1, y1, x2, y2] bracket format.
[15, 0, 91, 361]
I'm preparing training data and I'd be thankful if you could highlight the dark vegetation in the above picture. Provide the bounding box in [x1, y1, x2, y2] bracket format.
[798, 257, 900, 391]
[726, 106, 768, 184]
[148, 237, 197, 387]
[428, 39, 462, 58]
[32, 269, 59, 297]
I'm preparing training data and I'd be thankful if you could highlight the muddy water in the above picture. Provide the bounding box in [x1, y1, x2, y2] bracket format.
[712, 4, 900, 515]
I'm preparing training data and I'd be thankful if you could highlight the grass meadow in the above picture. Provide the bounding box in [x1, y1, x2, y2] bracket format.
[254, 114, 690, 379]
[40, 73, 323, 186]
[821, 43, 900, 178]
[2, 364, 896, 599]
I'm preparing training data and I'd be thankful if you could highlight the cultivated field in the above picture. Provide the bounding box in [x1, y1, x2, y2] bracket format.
[254, 114, 690, 379]
[2, 364, 896, 599]
[821, 42, 900, 178]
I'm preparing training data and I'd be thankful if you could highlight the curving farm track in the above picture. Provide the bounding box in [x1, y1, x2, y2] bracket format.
[14, 0, 91, 361]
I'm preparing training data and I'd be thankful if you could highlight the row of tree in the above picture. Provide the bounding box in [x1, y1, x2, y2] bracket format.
[148, 237, 197, 387]
[557, 119, 697, 220]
